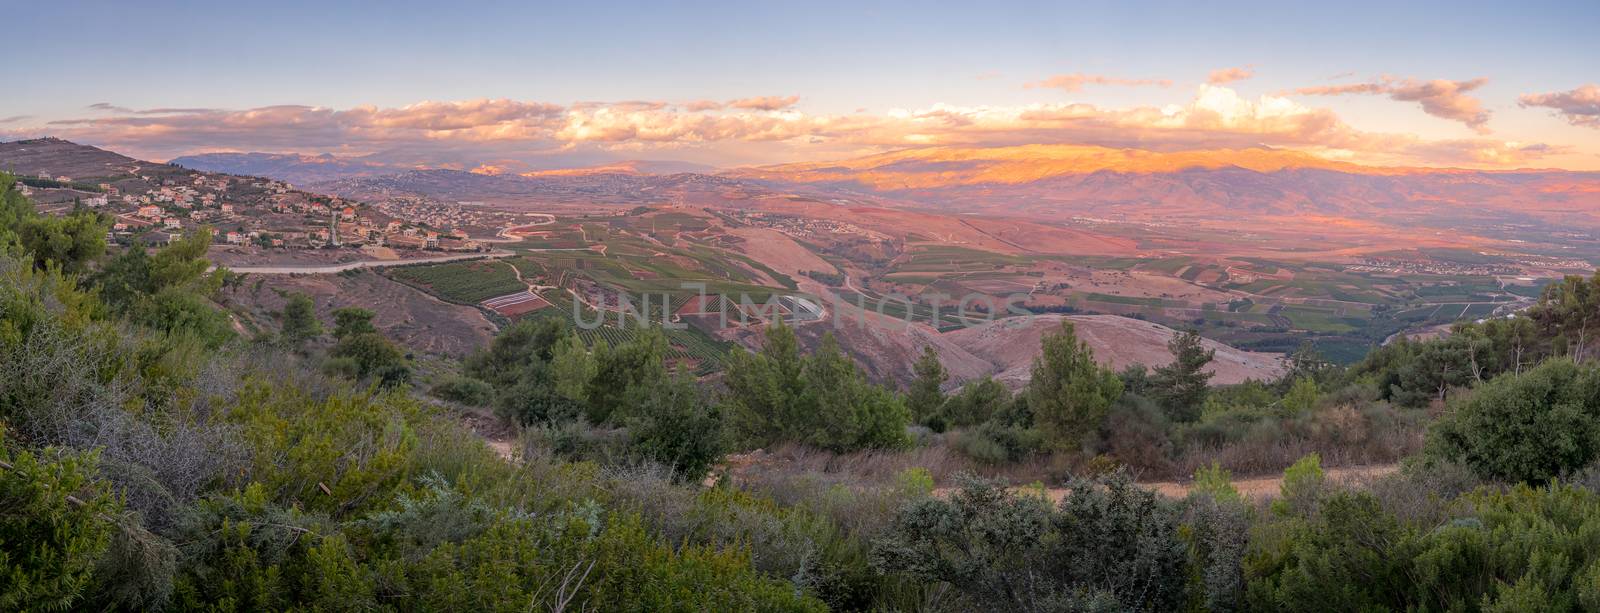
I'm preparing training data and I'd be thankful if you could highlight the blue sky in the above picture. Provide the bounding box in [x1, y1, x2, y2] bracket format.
[6, 1, 1598, 168]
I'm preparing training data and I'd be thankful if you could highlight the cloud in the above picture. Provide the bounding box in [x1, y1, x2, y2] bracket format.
[1206, 67, 1254, 85]
[1025, 73, 1173, 92]
[1520, 84, 1600, 128]
[683, 99, 725, 112]
[726, 95, 801, 111]
[8, 86, 1564, 170]
[1288, 75, 1492, 133]
[0, 115, 30, 124]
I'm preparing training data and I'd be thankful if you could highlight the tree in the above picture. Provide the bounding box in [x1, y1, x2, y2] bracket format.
[1025, 320, 1123, 450]
[463, 318, 569, 388]
[723, 324, 909, 452]
[723, 322, 809, 447]
[801, 334, 910, 452]
[548, 334, 596, 403]
[17, 211, 109, 275]
[93, 230, 232, 346]
[280, 292, 321, 344]
[1149, 329, 1214, 422]
[330, 307, 377, 341]
[1391, 336, 1473, 407]
[942, 376, 1011, 428]
[1281, 377, 1320, 415]
[626, 370, 725, 482]
[873, 472, 1189, 611]
[328, 332, 408, 385]
[585, 326, 667, 424]
[906, 346, 948, 428]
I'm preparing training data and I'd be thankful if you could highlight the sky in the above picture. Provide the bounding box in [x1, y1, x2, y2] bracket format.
[5, 0, 1599, 170]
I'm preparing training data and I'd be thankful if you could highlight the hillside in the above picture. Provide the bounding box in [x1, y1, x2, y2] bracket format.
[171, 151, 405, 184]
[945, 314, 1287, 388]
[306, 167, 772, 208]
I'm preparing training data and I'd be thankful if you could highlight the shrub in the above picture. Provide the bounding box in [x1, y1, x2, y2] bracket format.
[428, 375, 495, 406]
[0, 435, 120, 612]
[872, 471, 1189, 611]
[626, 372, 726, 482]
[941, 376, 1010, 428]
[1426, 358, 1600, 483]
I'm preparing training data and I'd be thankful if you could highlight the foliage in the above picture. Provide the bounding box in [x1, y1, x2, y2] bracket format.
[330, 306, 377, 340]
[1025, 320, 1124, 451]
[724, 324, 911, 452]
[279, 291, 321, 344]
[0, 434, 119, 612]
[1150, 329, 1215, 422]
[873, 471, 1189, 611]
[1280, 377, 1319, 415]
[93, 231, 233, 347]
[942, 375, 1011, 428]
[1191, 462, 1243, 505]
[328, 331, 410, 385]
[906, 346, 948, 429]
[1427, 358, 1600, 483]
[625, 370, 726, 482]
[17, 210, 110, 275]
[585, 326, 667, 424]
[428, 375, 494, 406]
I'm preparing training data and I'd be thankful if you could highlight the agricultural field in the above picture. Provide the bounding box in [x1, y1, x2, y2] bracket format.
[385, 260, 526, 304]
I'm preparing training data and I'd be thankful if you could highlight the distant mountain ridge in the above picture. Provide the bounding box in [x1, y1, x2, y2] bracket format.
[170, 152, 417, 185]
[725, 144, 1600, 226]
[174, 151, 717, 185]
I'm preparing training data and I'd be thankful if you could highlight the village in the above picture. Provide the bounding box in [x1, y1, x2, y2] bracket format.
[18, 166, 487, 254]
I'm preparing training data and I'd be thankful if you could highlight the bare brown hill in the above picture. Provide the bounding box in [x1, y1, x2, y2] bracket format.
[945, 314, 1286, 388]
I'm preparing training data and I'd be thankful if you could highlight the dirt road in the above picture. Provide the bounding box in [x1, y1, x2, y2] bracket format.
[224, 250, 513, 274]
[933, 464, 1400, 503]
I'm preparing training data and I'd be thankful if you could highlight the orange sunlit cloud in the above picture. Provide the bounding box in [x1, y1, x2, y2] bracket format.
[1206, 67, 1255, 85]
[10, 84, 1582, 170]
[1024, 73, 1174, 92]
[1288, 76, 1493, 134]
[1520, 84, 1600, 129]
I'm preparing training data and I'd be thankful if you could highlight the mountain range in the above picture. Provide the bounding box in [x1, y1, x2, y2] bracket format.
[30, 139, 1600, 242]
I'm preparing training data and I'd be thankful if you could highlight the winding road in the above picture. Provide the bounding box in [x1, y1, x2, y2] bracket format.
[224, 250, 514, 274]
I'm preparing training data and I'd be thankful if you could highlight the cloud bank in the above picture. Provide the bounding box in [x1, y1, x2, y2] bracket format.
[5, 85, 1565, 170]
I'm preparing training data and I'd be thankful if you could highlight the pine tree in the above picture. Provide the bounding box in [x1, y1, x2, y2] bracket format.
[1149, 329, 1215, 422]
[906, 346, 949, 428]
[280, 292, 321, 344]
[1025, 320, 1123, 450]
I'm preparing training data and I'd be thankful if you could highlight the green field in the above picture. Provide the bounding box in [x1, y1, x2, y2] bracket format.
[387, 259, 524, 303]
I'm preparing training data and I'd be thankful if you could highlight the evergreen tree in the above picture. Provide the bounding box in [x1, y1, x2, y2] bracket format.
[549, 333, 596, 403]
[801, 333, 910, 451]
[1025, 320, 1123, 450]
[723, 322, 809, 447]
[584, 326, 667, 424]
[1149, 329, 1215, 422]
[906, 346, 949, 428]
[627, 370, 725, 482]
[330, 307, 378, 341]
[279, 292, 321, 344]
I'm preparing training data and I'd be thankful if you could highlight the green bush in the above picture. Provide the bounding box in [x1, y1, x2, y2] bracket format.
[873, 471, 1189, 610]
[1426, 358, 1600, 483]
[429, 375, 495, 406]
[0, 435, 119, 612]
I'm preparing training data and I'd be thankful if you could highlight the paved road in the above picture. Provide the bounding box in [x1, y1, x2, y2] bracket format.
[224, 250, 514, 274]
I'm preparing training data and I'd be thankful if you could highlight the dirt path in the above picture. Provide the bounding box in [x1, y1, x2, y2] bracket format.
[934, 464, 1399, 502]
[225, 250, 513, 274]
